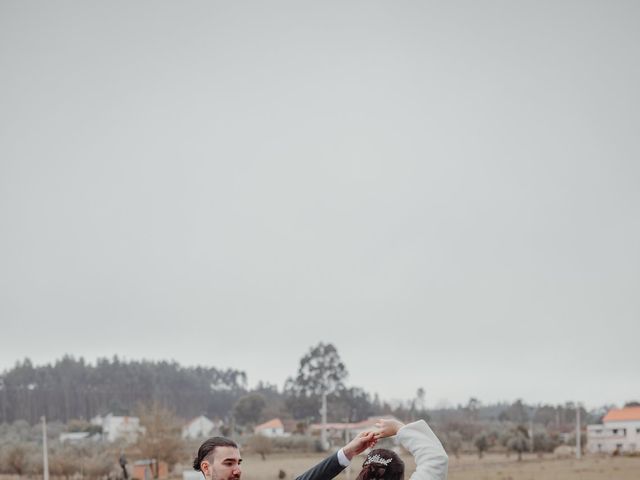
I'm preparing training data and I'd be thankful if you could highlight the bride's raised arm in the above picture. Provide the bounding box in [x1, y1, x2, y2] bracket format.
[374, 419, 448, 480]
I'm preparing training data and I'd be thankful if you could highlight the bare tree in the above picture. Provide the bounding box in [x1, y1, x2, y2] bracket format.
[49, 448, 80, 480]
[2, 444, 31, 476]
[247, 435, 273, 460]
[443, 431, 462, 459]
[85, 452, 115, 480]
[135, 402, 185, 477]
[473, 433, 488, 459]
[506, 427, 529, 461]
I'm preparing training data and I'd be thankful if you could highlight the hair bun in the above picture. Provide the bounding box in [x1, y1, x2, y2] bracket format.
[363, 464, 387, 479]
[373, 466, 386, 479]
[356, 448, 404, 480]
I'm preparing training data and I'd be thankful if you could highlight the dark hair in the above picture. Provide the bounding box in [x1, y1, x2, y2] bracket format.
[193, 437, 238, 471]
[355, 449, 404, 480]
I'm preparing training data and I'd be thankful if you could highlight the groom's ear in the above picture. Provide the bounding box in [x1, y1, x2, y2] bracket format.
[200, 460, 210, 477]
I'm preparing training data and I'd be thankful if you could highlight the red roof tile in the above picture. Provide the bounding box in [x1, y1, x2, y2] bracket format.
[603, 407, 640, 422]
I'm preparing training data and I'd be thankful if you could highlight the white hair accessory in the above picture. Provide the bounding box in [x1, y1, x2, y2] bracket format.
[363, 454, 392, 466]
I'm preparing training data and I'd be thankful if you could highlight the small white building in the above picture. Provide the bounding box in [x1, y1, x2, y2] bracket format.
[92, 413, 142, 443]
[587, 406, 640, 454]
[59, 432, 92, 443]
[183, 415, 218, 439]
[255, 418, 286, 437]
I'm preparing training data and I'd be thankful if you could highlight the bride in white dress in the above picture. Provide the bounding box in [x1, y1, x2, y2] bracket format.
[356, 418, 448, 480]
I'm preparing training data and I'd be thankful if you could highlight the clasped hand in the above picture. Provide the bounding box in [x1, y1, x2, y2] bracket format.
[342, 419, 406, 459]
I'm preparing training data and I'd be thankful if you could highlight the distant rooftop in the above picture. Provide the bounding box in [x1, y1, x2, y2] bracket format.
[255, 418, 284, 431]
[603, 406, 640, 422]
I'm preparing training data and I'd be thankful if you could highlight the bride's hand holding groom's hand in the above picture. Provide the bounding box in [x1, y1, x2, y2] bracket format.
[373, 419, 405, 440]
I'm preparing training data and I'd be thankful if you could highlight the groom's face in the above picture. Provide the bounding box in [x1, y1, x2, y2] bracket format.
[201, 446, 242, 480]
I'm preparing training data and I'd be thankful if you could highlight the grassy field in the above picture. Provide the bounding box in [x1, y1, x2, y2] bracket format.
[240, 452, 640, 480]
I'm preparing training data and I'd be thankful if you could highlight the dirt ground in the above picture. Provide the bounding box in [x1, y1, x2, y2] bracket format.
[0, 452, 637, 480]
[239, 451, 640, 480]
[443, 453, 640, 480]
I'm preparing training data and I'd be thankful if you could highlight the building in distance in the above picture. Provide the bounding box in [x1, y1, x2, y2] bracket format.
[587, 406, 640, 454]
[91, 413, 142, 443]
[255, 418, 287, 437]
[182, 415, 222, 439]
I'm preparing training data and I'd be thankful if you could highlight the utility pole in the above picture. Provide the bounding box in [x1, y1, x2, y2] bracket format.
[320, 390, 328, 450]
[529, 417, 534, 453]
[230, 415, 236, 441]
[528, 405, 538, 454]
[41, 416, 49, 480]
[576, 404, 581, 460]
[318, 369, 330, 451]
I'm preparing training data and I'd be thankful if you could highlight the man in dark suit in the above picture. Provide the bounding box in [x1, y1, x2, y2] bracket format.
[193, 432, 376, 480]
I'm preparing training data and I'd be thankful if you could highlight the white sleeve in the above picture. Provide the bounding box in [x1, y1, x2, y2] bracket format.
[396, 420, 448, 480]
[336, 448, 351, 467]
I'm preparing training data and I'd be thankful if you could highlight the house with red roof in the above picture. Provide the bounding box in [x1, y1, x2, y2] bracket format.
[587, 406, 640, 454]
[255, 418, 287, 437]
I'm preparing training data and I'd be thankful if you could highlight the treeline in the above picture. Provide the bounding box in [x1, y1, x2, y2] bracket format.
[0, 345, 414, 425]
[0, 356, 247, 423]
[429, 398, 601, 430]
[0, 346, 617, 430]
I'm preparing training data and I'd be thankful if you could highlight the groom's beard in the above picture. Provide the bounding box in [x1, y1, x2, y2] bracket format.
[214, 473, 240, 480]
[211, 469, 240, 480]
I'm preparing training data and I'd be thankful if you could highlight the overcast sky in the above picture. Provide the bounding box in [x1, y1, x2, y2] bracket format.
[1, 1, 639, 410]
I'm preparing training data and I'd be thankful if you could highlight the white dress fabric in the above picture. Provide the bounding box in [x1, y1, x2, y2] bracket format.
[396, 420, 448, 480]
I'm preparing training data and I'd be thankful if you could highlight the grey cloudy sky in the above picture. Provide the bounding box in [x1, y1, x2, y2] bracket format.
[1, 1, 639, 409]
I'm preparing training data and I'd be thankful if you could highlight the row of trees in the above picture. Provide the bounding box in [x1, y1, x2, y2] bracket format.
[0, 442, 115, 479]
[230, 342, 429, 428]
[0, 344, 427, 426]
[0, 356, 247, 423]
[0, 343, 626, 432]
[442, 425, 559, 461]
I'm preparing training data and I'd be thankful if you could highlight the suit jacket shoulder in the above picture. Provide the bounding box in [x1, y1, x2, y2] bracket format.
[295, 452, 344, 480]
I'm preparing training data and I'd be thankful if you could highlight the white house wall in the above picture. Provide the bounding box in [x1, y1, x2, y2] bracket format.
[587, 420, 640, 453]
[183, 416, 216, 439]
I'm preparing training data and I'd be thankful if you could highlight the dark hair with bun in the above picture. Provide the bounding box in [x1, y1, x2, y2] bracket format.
[193, 437, 238, 471]
[355, 449, 404, 480]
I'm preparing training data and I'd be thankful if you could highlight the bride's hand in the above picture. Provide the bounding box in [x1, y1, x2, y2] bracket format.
[373, 419, 405, 439]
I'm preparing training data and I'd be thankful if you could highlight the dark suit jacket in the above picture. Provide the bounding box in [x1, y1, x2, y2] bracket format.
[295, 453, 345, 480]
